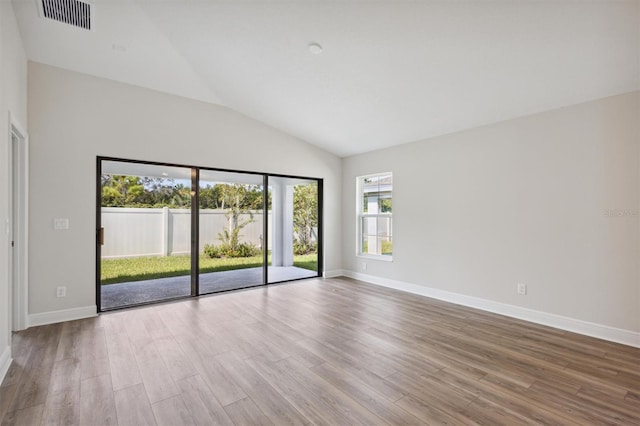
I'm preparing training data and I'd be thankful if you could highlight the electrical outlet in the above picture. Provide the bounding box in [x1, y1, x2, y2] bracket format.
[362, 262, 367, 271]
[56, 286, 66, 297]
[54, 218, 69, 230]
[517, 283, 527, 295]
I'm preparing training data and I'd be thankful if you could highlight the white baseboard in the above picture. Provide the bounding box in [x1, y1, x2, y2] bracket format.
[28, 305, 97, 328]
[0, 346, 12, 385]
[323, 269, 346, 278]
[342, 270, 640, 348]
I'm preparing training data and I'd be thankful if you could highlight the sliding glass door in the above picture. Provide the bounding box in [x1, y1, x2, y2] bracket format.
[97, 158, 323, 311]
[198, 170, 265, 294]
[99, 161, 193, 310]
[267, 177, 320, 283]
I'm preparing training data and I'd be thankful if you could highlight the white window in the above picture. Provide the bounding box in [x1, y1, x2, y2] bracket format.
[357, 172, 392, 260]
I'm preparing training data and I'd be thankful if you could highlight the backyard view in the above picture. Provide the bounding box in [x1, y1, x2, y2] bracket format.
[101, 253, 318, 285]
[99, 160, 319, 309]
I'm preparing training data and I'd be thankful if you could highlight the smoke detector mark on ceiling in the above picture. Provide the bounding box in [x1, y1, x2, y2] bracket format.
[39, 0, 92, 31]
[308, 42, 323, 55]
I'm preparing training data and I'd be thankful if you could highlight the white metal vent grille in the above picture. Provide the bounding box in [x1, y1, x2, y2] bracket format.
[41, 0, 92, 30]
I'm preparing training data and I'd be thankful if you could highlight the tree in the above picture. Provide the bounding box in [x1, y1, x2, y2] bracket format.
[101, 175, 145, 207]
[293, 183, 318, 253]
[217, 184, 261, 232]
[101, 175, 192, 208]
[199, 184, 221, 209]
[212, 184, 262, 251]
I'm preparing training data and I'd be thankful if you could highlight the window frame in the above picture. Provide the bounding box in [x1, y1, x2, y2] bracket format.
[356, 172, 393, 261]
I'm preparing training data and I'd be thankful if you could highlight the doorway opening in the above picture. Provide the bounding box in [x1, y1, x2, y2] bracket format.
[8, 115, 28, 331]
[267, 176, 320, 284]
[97, 157, 323, 311]
[99, 161, 193, 310]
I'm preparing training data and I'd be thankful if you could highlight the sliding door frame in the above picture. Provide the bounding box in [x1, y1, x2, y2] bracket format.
[95, 157, 102, 311]
[263, 175, 269, 285]
[191, 167, 200, 296]
[96, 156, 323, 312]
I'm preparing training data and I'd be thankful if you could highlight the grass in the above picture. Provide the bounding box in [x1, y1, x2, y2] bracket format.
[362, 240, 393, 255]
[293, 255, 318, 272]
[101, 253, 318, 285]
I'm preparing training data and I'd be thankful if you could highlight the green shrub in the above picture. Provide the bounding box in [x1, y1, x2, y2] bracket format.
[232, 242, 261, 258]
[294, 241, 317, 255]
[204, 242, 260, 258]
[204, 244, 222, 258]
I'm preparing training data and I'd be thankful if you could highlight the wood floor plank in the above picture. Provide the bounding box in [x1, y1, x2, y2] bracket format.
[223, 397, 273, 426]
[80, 356, 110, 381]
[296, 334, 408, 402]
[113, 383, 156, 426]
[48, 357, 81, 395]
[79, 374, 117, 426]
[172, 334, 248, 408]
[385, 370, 476, 415]
[5, 277, 640, 426]
[625, 390, 640, 403]
[7, 362, 53, 412]
[460, 397, 532, 426]
[40, 386, 80, 426]
[394, 394, 466, 425]
[34, 325, 63, 370]
[153, 336, 198, 383]
[245, 355, 352, 425]
[54, 321, 82, 362]
[195, 355, 247, 407]
[142, 311, 174, 341]
[101, 313, 128, 337]
[80, 327, 109, 362]
[575, 386, 640, 423]
[6, 325, 61, 413]
[105, 332, 142, 392]
[151, 395, 196, 426]
[256, 354, 384, 425]
[0, 385, 18, 425]
[310, 361, 426, 425]
[363, 325, 488, 378]
[215, 351, 307, 425]
[131, 339, 180, 404]
[7, 331, 34, 369]
[479, 373, 606, 424]
[0, 362, 26, 389]
[0, 404, 44, 426]
[176, 375, 233, 426]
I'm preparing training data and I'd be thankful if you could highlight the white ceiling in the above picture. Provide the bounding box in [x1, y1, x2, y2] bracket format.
[102, 160, 193, 180]
[11, 0, 640, 157]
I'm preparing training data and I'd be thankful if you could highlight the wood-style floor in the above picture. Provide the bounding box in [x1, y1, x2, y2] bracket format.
[1, 277, 639, 425]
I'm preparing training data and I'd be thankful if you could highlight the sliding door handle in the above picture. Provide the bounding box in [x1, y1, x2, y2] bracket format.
[99, 227, 104, 245]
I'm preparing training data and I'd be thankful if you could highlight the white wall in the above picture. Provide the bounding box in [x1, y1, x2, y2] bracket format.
[27, 62, 342, 320]
[343, 92, 640, 343]
[0, 2, 27, 378]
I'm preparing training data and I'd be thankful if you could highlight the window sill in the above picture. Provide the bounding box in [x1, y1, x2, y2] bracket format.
[356, 254, 393, 262]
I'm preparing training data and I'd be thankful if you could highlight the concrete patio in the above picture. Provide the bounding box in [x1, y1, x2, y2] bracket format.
[100, 266, 317, 310]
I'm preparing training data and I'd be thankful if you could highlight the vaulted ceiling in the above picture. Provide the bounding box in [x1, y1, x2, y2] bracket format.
[11, 0, 640, 157]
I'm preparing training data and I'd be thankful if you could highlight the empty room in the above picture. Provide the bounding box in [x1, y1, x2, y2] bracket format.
[1, 0, 639, 425]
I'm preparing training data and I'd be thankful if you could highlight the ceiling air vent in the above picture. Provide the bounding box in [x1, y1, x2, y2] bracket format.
[40, 0, 92, 30]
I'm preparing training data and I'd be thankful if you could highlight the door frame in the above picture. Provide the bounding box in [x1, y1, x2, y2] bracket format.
[96, 156, 323, 312]
[7, 112, 29, 331]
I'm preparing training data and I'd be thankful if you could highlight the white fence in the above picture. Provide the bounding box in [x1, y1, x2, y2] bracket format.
[101, 207, 271, 259]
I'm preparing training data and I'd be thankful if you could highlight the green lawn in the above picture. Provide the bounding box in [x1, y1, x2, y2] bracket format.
[101, 253, 318, 285]
[362, 240, 393, 256]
